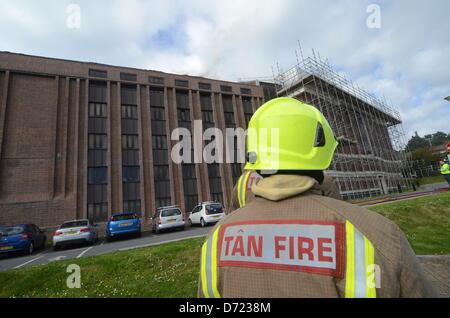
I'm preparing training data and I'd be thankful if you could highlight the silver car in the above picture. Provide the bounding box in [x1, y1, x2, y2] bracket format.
[53, 219, 98, 250]
[152, 206, 185, 234]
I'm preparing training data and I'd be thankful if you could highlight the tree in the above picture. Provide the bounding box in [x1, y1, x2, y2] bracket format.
[406, 131, 449, 152]
[425, 131, 448, 146]
[406, 132, 429, 152]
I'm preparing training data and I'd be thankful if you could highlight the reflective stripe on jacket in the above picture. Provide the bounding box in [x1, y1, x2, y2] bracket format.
[441, 163, 450, 175]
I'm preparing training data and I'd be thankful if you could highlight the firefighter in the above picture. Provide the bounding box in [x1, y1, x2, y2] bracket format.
[199, 97, 436, 298]
[440, 160, 450, 187]
[227, 169, 341, 214]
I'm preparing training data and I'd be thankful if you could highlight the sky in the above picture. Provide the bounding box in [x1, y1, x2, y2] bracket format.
[0, 0, 449, 141]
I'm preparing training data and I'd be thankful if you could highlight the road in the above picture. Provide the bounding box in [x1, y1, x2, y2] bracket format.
[0, 225, 211, 271]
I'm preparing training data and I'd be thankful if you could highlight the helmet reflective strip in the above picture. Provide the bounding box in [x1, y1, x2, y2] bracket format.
[345, 221, 377, 298]
[200, 226, 222, 298]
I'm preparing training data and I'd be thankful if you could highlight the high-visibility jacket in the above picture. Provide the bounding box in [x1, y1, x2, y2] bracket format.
[199, 174, 436, 298]
[226, 170, 342, 214]
[441, 163, 450, 175]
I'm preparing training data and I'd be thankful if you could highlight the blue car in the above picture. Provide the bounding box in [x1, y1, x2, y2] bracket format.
[0, 224, 46, 255]
[106, 213, 141, 241]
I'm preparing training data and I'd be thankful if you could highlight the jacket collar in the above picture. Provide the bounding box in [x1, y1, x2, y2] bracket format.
[251, 174, 318, 201]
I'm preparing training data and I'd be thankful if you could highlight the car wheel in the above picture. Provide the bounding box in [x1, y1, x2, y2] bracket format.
[106, 236, 112, 242]
[180, 226, 185, 231]
[136, 231, 141, 238]
[53, 245, 60, 251]
[188, 219, 193, 227]
[27, 242, 34, 255]
[200, 218, 206, 227]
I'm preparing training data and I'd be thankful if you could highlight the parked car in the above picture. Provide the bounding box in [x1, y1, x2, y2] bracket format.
[188, 201, 225, 227]
[53, 219, 98, 250]
[0, 224, 46, 255]
[106, 212, 141, 241]
[152, 206, 185, 234]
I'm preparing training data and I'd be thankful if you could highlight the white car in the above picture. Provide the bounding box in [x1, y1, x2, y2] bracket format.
[188, 202, 225, 227]
[152, 206, 185, 233]
[53, 219, 98, 250]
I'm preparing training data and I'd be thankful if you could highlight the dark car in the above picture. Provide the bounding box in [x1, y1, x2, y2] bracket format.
[0, 224, 47, 255]
[106, 212, 141, 241]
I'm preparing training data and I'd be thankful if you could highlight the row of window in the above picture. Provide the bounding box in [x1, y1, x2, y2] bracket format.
[86, 86, 252, 214]
[151, 87, 171, 208]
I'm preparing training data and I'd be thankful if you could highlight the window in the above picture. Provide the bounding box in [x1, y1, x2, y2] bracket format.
[202, 111, 214, 124]
[122, 166, 140, 182]
[242, 97, 253, 126]
[151, 107, 165, 121]
[89, 82, 107, 103]
[123, 200, 141, 214]
[154, 165, 169, 181]
[175, 79, 189, 87]
[161, 208, 181, 217]
[88, 134, 107, 149]
[220, 85, 232, 92]
[88, 167, 108, 184]
[150, 87, 171, 207]
[88, 82, 108, 222]
[222, 95, 235, 128]
[231, 163, 242, 185]
[200, 93, 212, 110]
[150, 87, 165, 107]
[122, 135, 139, 149]
[149, 76, 164, 85]
[240, 87, 251, 95]
[88, 203, 108, 223]
[199, 82, 211, 90]
[89, 69, 107, 78]
[121, 105, 138, 119]
[89, 103, 107, 117]
[176, 91, 190, 109]
[120, 72, 137, 82]
[152, 135, 167, 150]
[61, 221, 88, 229]
[177, 108, 190, 122]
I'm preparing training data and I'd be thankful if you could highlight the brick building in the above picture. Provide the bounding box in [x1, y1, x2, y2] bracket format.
[0, 52, 264, 227]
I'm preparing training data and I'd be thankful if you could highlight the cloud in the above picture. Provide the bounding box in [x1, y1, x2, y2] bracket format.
[0, 0, 449, 141]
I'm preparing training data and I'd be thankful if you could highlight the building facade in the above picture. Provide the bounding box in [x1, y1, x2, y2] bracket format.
[0, 52, 264, 227]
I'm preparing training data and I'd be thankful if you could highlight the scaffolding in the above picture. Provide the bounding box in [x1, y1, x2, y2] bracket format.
[273, 48, 414, 200]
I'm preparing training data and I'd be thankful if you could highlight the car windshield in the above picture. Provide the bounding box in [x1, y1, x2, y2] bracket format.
[206, 204, 223, 214]
[161, 209, 181, 217]
[0, 225, 26, 236]
[60, 221, 88, 229]
[112, 214, 135, 221]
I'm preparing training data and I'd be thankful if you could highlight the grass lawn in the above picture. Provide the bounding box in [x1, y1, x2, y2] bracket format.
[0, 237, 205, 298]
[417, 175, 447, 185]
[367, 191, 450, 255]
[0, 192, 449, 298]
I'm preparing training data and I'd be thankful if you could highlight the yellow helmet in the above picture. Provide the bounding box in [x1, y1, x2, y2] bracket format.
[244, 97, 338, 171]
